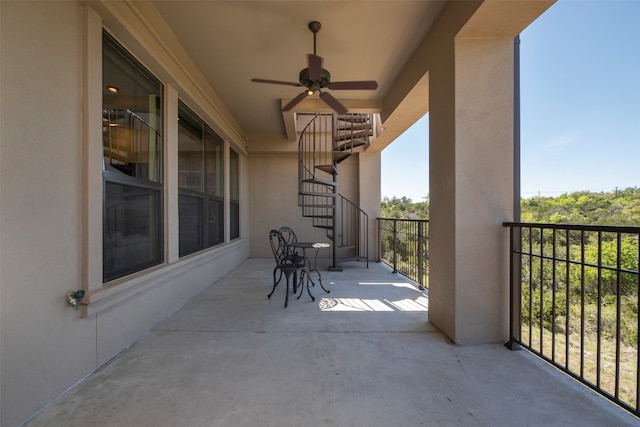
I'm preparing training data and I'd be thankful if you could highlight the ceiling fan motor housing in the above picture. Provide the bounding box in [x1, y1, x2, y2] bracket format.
[299, 67, 330, 90]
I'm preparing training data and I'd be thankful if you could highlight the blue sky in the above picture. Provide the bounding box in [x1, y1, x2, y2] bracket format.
[381, 0, 640, 201]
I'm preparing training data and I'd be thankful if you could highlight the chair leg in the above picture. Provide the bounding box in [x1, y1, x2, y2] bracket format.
[315, 270, 330, 294]
[306, 275, 315, 302]
[292, 270, 297, 294]
[284, 271, 290, 308]
[295, 269, 315, 302]
[268, 267, 279, 299]
[296, 269, 305, 300]
[310, 249, 329, 294]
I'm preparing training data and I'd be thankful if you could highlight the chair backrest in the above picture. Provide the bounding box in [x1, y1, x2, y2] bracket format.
[269, 229, 288, 265]
[278, 226, 297, 245]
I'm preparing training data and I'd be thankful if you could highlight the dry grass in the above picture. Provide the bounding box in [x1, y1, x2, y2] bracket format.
[521, 323, 638, 409]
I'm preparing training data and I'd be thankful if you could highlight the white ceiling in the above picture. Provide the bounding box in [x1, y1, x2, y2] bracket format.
[152, 1, 446, 137]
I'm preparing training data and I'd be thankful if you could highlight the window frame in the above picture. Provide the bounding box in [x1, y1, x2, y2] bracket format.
[177, 101, 225, 257]
[230, 147, 240, 240]
[81, 9, 248, 318]
[102, 30, 165, 283]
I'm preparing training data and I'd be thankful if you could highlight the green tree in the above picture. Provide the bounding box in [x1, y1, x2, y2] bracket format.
[381, 196, 429, 219]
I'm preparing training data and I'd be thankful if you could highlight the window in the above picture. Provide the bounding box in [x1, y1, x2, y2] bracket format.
[178, 102, 224, 256]
[102, 32, 164, 282]
[230, 148, 240, 240]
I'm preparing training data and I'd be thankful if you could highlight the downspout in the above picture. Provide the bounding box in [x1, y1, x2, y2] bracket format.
[506, 35, 522, 350]
[513, 35, 521, 220]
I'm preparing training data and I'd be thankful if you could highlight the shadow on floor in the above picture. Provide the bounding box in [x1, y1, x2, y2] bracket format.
[25, 259, 639, 426]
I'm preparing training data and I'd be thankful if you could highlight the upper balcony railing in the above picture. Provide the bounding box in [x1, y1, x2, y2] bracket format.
[504, 221, 640, 417]
[377, 218, 429, 288]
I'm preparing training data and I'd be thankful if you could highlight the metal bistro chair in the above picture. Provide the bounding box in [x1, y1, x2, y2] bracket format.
[278, 226, 303, 290]
[278, 225, 296, 243]
[280, 226, 329, 296]
[268, 229, 304, 308]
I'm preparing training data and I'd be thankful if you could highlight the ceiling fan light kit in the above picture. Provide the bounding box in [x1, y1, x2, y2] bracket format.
[251, 20, 378, 114]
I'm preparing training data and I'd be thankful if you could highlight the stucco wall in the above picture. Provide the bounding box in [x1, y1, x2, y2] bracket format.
[248, 152, 331, 259]
[0, 3, 97, 425]
[426, 1, 551, 344]
[0, 2, 249, 425]
[247, 141, 379, 262]
[358, 151, 382, 260]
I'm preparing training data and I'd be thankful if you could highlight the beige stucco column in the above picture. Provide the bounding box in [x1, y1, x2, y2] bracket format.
[429, 35, 516, 344]
[375, 1, 553, 344]
[357, 150, 382, 260]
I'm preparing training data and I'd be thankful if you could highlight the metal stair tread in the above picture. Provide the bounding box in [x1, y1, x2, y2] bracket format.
[334, 139, 369, 152]
[334, 131, 373, 142]
[335, 123, 371, 132]
[333, 152, 351, 163]
[299, 191, 337, 197]
[302, 178, 336, 187]
[299, 203, 335, 208]
[336, 115, 369, 124]
[315, 164, 337, 175]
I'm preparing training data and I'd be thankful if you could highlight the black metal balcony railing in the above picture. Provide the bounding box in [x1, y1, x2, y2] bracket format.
[377, 218, 429, 288]
[504, 222, 640, 418]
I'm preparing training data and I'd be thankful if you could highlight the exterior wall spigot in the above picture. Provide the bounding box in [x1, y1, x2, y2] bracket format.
[66, 290, 85, 307]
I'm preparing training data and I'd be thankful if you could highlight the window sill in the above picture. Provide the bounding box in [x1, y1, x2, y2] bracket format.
[80, 238, 245, 317]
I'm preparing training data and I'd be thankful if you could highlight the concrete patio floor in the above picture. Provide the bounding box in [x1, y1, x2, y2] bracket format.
[25, 258, 639, 426]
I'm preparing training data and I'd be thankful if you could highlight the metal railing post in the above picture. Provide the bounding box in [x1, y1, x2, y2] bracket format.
[392, 219, 398, 273]
[502, 221, 640, 417]
[377, 219, 382, 263]
[377, 218, 428, 285]
[505, 224, 521, 351]
[417, 221, 424, 287]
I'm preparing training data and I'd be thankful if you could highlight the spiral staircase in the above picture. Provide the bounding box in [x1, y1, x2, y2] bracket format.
[298, 113, 379, 270]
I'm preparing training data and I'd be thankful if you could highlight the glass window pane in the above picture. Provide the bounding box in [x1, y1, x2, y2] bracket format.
[103, 31, 164, 282]
[104, 183, 162, 281]
[230, 149, 240, 240]
[103, 32, 162, 184]
[205, 129, 224, 197]
[230, 201, 240, 240]
[178, 101, 226, 255]
[179, 194, 204, 256]
[178, 104, 204, 192]
[230, 149, 239, 201]
[207, 198, 224, 247]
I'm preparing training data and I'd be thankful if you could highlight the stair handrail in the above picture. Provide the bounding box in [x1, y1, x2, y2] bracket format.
[337, 194, 369, 267]
[297, 112, 374, 269]
[297, 113, 335, 231]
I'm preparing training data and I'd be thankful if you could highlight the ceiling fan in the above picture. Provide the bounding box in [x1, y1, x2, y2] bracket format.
[251, 21, 378, 115]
